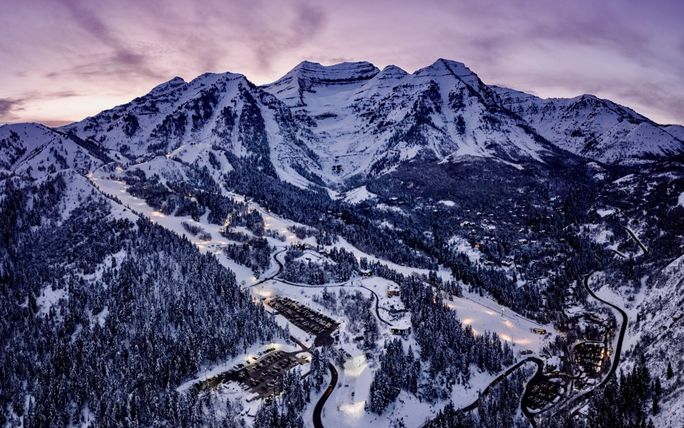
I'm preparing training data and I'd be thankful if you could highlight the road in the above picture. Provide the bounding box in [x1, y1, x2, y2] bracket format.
[417, 356, 543, 428]
[358, 284, 393, 326]
[557, 272, 628, 414]
[528, 271, 629, 424]
[624, 227, 648, 254]
[460, 357, 543, 412]
[582, 272, 628, 385]
[313, 363, 338, 428]
[250, 248, 286, 287]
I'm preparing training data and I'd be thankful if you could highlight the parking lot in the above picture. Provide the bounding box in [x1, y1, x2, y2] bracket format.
[525, 378, 565, 411]
[266, 296, 339, 336]
[193, 350, 308, 398]
[574, 342, 607, 375]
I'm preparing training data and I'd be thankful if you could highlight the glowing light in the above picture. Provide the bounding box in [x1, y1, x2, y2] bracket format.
[340, 401, 365, 416]
[485, 309, 496, 316]
[462, 318, 474, 325]
[151, 211, 166, 218]
[256, 289, 272, 298]
[499, 333, 512, 342]
[344, 355, 367, 377]
[503, 320, 514, 329]
[266, 343, 282, 351]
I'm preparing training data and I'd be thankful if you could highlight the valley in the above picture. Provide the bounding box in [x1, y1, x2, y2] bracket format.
[1, 58, 681, 428]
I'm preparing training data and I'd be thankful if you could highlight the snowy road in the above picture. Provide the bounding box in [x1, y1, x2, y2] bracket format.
[313, 363, 339, 428]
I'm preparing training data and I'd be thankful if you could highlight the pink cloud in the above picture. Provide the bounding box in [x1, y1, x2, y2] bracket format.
[0, 0, 682, 125]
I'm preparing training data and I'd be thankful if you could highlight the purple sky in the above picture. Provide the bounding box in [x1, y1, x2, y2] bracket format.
[1, 0, 683, 126]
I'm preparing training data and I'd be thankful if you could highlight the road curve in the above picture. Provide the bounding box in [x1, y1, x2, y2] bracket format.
[583, 272, 628, 385]
[624, 227, 648, 254]
[535, 271, 629, 422]
[461, 357, 543, 412]
[561, 272, 629, 411]
[359, 284, 393, 326]
[250, 248, 286, 287]
[313, 363, 338, 428]
[418, 357, 542, 428]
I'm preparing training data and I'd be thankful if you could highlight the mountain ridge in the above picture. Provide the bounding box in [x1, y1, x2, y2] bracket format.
[1, 58, 681, 188]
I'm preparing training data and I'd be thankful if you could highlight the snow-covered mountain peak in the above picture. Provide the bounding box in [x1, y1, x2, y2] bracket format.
[262, 61, 380, 107]
[494, 86, 683, 163]
[414, 58, 481, 88]
[378, 64, 408, 79]
[48, 57, 683, 190]
[0, 122, 103, 178]
[286, 60, 379, 82]
[149, 76, 186, 95]
[188, 71, 248, 87]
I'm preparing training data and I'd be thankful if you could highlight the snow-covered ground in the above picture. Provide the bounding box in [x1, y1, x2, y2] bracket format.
[88, 170, 557, 426]
[344, 186, 377, 204]
[446, 290, 554, 353]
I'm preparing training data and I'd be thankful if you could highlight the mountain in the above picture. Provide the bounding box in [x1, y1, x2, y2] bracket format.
[61, 72, 321, 188]
[263, 59, 562, 182]
[0, 123, 103, 179]
[1, 58, 683, 427]
[59, 59, 684, 189]
[493, 86, 684, 164]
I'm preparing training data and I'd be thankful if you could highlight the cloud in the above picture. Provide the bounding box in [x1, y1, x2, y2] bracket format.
[0, 91, 85, 124]
[0, 98, 25, 121]
[53, 0, 163, 81]
[0, 0, 682, 125]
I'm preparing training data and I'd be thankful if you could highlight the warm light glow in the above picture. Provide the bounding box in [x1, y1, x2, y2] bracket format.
[499, 333, 512, 342]
[503, 320, 514, 329]
[462, 318, 474, 325]
[340, 401, 365, 416]
[484, 309, 496, 316]
[344, 355, 367, 377]
[256, 289, 272, 298]
[150, 210, 165, 218]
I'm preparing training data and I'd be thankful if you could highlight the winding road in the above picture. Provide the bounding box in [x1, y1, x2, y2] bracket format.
[582, 272, 628, 386]
[358, 284, 393, 326]
[313, 363, 338, 428]
[624, 227, 648, 255]
[250, 248, 286, 287]
[462, 357, 543, 413]
[253, 248, 627, 426]
[554, 272, 629, 415]
[525, 271, 629, 425]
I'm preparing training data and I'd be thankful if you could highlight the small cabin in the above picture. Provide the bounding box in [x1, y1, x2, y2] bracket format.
[391, 327, 411, 336]
[387, 289, 400, 298]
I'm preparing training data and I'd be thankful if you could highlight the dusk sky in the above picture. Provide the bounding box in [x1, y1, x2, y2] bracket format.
[1, 0, 683, 126]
